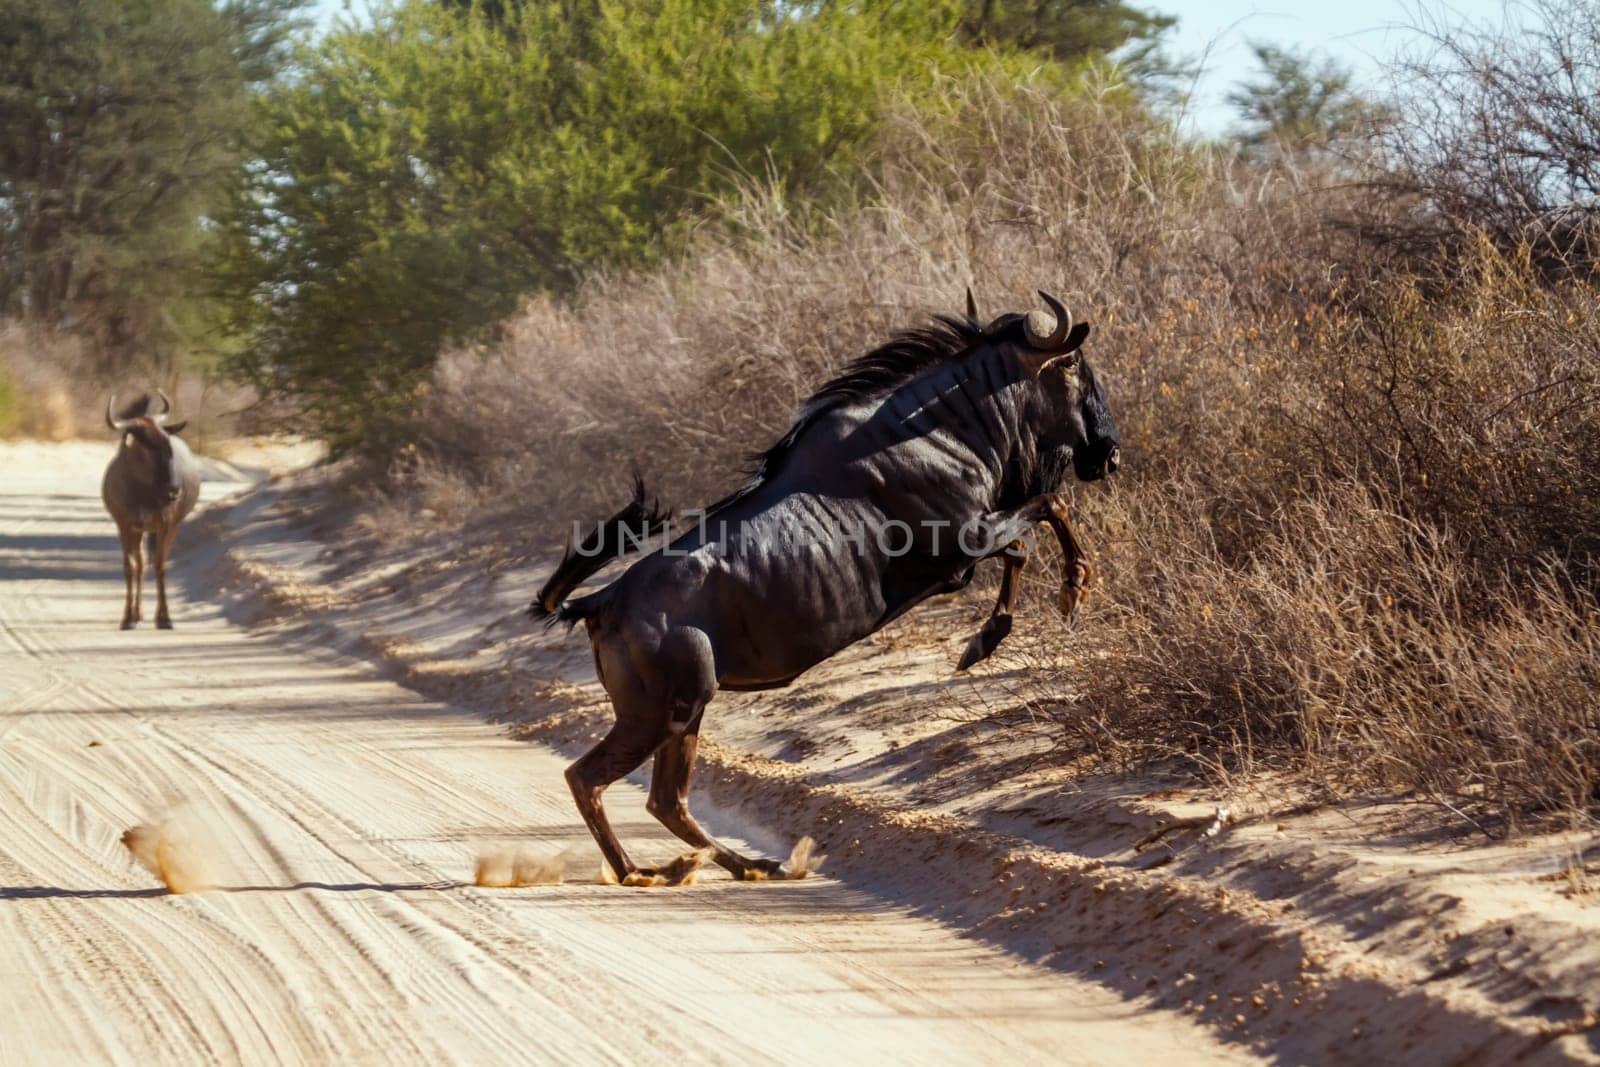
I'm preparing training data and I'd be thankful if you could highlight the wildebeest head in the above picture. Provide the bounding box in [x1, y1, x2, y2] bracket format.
[107, 391, 188, 504]
[1004, 291, 1120, 483]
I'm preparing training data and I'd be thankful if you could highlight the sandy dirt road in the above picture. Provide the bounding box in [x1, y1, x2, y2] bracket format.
[0, 441, 1250, 1066]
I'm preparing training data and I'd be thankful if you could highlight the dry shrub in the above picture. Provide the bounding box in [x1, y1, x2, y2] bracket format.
[412, 72, 1599, 825]
[0, 318, 251, 443]
[1066, 481, 1599, 824]
[1287, 246, 1600, 583]
[418, 73, 1321, 530]
[1049, 238, 1600, 822]
[0, 321, 97, 438]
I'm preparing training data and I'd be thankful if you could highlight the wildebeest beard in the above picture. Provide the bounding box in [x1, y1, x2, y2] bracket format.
[1036, 444, 1073, 498]
[997, 440, 1073, 510]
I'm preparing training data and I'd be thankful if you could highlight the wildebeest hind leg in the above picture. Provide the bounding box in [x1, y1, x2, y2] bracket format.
[647, 732, 782, 881]
[565, 721, 662, 884]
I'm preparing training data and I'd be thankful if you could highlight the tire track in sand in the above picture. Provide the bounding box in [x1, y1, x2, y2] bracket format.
[0, 441, 1254, 1066]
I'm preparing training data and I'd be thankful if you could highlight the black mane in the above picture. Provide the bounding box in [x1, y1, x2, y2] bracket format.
[796, 313, 984, 418]
[703, 311, 1023, 518]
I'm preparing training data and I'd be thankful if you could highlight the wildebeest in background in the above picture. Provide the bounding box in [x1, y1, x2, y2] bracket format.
[102, 391, 201, 629]
[533, 292, 1119, 885]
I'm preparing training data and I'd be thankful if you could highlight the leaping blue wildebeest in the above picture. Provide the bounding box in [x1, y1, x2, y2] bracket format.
[533, 292, 1120, 884]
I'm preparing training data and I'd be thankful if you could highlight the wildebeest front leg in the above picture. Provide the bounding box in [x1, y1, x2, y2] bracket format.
[152, 526, 178, 629]
[1043, 494, 1092, 623]
[118, 527, 143, 629]
[955, 493, 1092, 661]
[956, 539, 1027, 671]
[646, 732, 783, 880]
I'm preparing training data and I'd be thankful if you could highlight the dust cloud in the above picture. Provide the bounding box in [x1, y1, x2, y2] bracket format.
[121, 808, 223, 894]
[740, 836, 826, 881]
[782, 836, 825, 879]
[473, 844, 581, 887]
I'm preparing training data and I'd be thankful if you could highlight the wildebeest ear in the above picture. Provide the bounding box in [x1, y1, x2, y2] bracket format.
[165, 420, 187, 435]
[123, 432, 136, 449]
[1028, 323, 1092, 376]
[1040, 351, 1078, 374]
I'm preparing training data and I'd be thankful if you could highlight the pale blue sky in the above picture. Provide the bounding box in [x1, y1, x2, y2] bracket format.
[306, 1, 1515, 134]
[1162, 1, 1514, 133]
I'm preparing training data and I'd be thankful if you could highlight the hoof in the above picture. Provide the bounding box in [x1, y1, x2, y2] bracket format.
[622, 871, 667, 887]
[120, 619, 137, 631]
[156, 618, 173, 630]
[737, 838, 825, 881]
[624, 849, 710, 888]
[956, 613, 1013, 672]
[1058, 580, 1087, 623]
[1058, 560, 1092, 623]
[737, 855, 790, 882]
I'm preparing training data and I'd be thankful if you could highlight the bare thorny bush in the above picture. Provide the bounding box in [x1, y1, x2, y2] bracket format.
[1371, 0, 1600, 277]
[410, 65, 1599, 827]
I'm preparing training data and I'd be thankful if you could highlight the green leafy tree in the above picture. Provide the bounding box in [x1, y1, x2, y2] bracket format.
[1226, 41, 1380, 160]
[957, 0, 1173, 61]
[0, 0, 305, 372]
[217, 0, 1016, 452]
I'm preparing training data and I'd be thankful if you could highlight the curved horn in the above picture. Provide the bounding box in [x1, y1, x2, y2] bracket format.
[151, 388, 173, 422]
[1022, 290, 1071, 350]
[106, 393, 131, 432]
[965, 287, 978, 320]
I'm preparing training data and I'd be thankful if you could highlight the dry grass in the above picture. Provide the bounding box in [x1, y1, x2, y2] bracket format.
[0, 322, 97, 439]
[0, 318, 254, 445]
[1058, 482, 1600, 826]
[400, 72, 1599, 828]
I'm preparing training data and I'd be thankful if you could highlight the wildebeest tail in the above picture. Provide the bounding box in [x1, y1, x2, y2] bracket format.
[528, 475, 666, 627]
